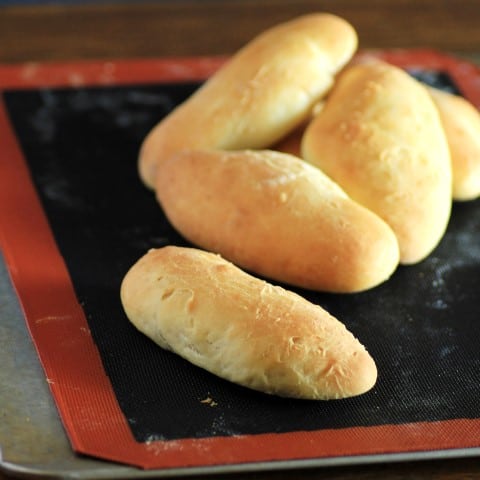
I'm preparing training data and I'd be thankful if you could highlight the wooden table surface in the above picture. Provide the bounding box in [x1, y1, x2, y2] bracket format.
[1, 1, 479, 479]
[1, 0, 480, 63]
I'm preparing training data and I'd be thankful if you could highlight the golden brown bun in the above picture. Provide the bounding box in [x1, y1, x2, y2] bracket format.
[139, 13, 358, 188]
[301, 61, 452, 264]
[155, 149, 399, 293]
[428, 87, 480, 201]
[120, 246, 377, 400]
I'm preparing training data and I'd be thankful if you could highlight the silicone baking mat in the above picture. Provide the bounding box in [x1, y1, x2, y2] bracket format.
[1, 50, 480, 472]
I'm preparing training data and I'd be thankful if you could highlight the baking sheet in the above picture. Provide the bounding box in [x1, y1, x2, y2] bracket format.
[2, 253, 480, 479]
[1, 50, 480, 477]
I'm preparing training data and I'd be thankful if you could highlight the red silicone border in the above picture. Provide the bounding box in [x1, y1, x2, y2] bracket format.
[1, 50, 479, 470]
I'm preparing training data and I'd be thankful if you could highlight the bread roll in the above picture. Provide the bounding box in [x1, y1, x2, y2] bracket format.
[120, 246, 377, 400]
[301, 61, 452, 264]
[155, 149, 399, 293]
[139, 13, 358, 188]
[428, 86, 480, 201]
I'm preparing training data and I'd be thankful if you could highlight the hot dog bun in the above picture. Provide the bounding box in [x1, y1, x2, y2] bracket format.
[120, 246, 377, 400]
[428, 86, 480, 201]
[301, 61, 452, 264]
[139, 13, 357, 188]
[155, 149, 399, 293]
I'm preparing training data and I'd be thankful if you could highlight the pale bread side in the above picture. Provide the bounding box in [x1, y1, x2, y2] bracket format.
[120, 246, 377, 400]
[428, 86, 480, 201]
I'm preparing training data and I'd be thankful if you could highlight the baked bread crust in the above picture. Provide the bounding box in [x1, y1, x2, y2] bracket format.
[155, 149, 399, 293]
[138, 13, 357, 188]
[301, 61, 452, 264]
[120, 246, 378, 400]
[428, 86, 480, 201]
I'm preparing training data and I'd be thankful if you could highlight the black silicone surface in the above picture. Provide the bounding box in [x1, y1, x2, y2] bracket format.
[4, 72, 480, 442]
